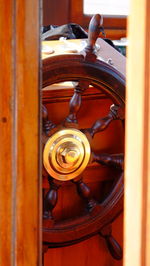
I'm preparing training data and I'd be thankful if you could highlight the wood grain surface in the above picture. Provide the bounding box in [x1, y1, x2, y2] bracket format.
[124, 0, 150, 265]
[0, 1, 14, 265]
[44, 214, 123, 266]
[0, 1, 41, 265]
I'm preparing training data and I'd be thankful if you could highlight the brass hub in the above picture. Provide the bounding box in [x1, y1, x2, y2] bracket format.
[43, 128, 91, 181]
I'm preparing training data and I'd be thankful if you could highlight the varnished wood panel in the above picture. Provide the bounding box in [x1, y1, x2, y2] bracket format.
[0, 0, 41, 265]
[42, 27, 125, 263]
[44, 214, 123, 266]
[0, 1, 14, 265]
[124, 0, 150, 265]
[15, 0, 41, 265]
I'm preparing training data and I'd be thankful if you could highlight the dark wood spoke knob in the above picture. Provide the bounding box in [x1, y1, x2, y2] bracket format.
[93, 153, 124, 170]
[110, 104, 125, 120]
[88, 14, 103, 49]
[82, 14, 103, 61]
[73, 179, 98, 211]
[43, 177, 60, 221]
[88, 104, 123, 137]
[105, 235, 123, 260]
[64, 81, 89, 125]
[99, 224, 123, 260]
[42, 105, 55, 136]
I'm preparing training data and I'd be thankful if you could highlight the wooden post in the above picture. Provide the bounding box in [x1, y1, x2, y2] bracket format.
[124, 0, 150, 265]
[0, 0, 41, 265]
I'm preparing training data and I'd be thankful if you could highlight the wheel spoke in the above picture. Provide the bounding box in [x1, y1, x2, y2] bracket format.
[42, 13, 125, 247]
[72, 178, 99, 212]
[92, 152, 124, 170]
[42, 104, 55, 136]
[86, 104, 124, 137]
[64, 81, 89, 126]
[99, 224, 123, 260]
[43, 176, 60, 221]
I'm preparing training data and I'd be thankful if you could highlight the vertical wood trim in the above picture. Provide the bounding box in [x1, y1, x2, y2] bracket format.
[0, 0, 41, 265]
[0, 1, 14, 265]
[15, 0, 41, 265]
[124, 0, 150, 265]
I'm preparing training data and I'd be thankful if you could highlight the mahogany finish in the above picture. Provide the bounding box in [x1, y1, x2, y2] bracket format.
[93, 153, 124, 170]
[43, 177, 60, 221]
[42, 14, 125, 263]
[100, 224, 123, 260]
[0, 0, 41, 265]
[42, 86, 124, 265]
[87, 104, 123, 138]
[43, 0, 70, 25]
[72, 178, 98, 211]
[65, 81, 89, 125]
[0, 2, 14, 265]
[85, 14, 103, 51]
[42, 104, 56, 135]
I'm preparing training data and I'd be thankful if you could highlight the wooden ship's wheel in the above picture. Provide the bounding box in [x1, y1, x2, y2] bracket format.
[42, 14, 125, 260]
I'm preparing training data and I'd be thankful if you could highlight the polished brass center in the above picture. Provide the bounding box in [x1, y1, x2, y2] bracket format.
[43, 128, 91, 181]
[57, 144, 80, 167]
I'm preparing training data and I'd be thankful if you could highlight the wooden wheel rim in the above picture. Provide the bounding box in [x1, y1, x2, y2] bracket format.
[42, 54, 125, 247]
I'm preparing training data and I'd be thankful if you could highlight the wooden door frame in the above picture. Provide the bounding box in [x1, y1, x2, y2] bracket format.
[124, 0, 150, 265]
[0, 1, 41, 265]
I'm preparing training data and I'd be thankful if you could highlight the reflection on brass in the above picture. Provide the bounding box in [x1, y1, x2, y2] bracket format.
[43, 128, 91, 181]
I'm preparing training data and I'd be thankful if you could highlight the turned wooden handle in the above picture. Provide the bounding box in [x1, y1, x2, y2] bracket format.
[99, 225, 123, 260]
[88, 14, 103, 48]
[105, 235, 123, 260]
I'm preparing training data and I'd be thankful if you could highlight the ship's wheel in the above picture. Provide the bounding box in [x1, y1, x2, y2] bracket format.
[42, 14, 125, 260]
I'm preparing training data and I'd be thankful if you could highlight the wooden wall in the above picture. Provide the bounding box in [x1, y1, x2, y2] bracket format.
[45, 214, 123, 266]
[0, 1, 41, 265]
